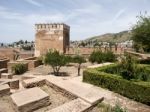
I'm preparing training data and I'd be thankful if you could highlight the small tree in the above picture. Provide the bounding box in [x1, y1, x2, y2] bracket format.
[44, 50, 68, 76]
[72, 55, 86, 76]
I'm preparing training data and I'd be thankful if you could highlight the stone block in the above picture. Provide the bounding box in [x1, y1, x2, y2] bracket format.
[48, 98, 91, 112]
[0, 79, 19, 89]
[22, 77, 45, 88]
[11, 87, 50, 112]
[1, 73, 13, 79]
[0, 68, 8, 73]
[0, 84, 10, 96]
[9, 79, 19, 89]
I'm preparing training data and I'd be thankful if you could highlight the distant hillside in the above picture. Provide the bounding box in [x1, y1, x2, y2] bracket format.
[85, 31, 132, 43]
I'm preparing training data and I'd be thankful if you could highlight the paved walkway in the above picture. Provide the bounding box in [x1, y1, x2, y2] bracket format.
[68, 76, 150, 112]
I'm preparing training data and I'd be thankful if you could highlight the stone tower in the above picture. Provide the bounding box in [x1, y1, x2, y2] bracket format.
[34, 23, 70, 57]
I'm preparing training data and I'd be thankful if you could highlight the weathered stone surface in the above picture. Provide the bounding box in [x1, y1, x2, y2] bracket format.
[48, 98, 91, 112]
[0, 68, 8, 73]
[11, 87, 50, 112]
[0, 79, 19, 89]
[22, 77, 45, 88]
[1, 73, 13, 79]
[0, 84, 10, 96]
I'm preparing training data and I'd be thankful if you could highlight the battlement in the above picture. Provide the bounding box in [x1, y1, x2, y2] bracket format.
[35, 23, 70, 31]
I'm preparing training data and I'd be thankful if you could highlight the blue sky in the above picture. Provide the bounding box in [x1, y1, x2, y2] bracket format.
[0, 0, 150, 43]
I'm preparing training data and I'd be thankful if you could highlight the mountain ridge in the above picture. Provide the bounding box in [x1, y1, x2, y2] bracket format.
[84, 30, 132, 43]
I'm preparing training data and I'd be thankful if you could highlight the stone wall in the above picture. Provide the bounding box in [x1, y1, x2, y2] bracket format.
[66, 47, 128, 55]
[19, 51, 34, 59]
[0, 48, 17, 60]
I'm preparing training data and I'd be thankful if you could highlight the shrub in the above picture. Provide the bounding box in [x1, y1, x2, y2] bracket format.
[104, 51, 116, 62]
[89, 50, 116, 63]
[97, 102, 127, 112]
[113, 103, 127, 112]
[12, 63, 27, 75]
[83, 68, 150, 105]
[100, 63, 150, 81]
[110, 54, 150, 81]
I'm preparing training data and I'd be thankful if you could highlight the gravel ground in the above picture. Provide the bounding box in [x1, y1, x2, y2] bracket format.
[0, 95, 15, 112]
[28, 62, 93, 77]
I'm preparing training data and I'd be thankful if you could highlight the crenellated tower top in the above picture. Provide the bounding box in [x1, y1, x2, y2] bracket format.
[35, 23, 70, 31]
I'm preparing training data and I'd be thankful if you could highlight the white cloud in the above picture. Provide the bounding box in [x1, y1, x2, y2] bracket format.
[112, 9, 126, 23]
[24, 0, 43, 7]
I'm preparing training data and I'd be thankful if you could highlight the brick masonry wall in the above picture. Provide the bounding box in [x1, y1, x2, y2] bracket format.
[0, 59, 9, 69]
[66, 47, 127, 55]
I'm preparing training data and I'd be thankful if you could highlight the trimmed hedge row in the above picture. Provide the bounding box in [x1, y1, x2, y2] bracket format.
[83, 68, 150, 105]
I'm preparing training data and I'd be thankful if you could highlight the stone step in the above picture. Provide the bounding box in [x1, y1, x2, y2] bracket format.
[11, 87, 50, 112]
[0, 68, 8, 73]
[48, 98, 91, 112]
[1, 73, 13, 79]
[0, 84, 10, 96]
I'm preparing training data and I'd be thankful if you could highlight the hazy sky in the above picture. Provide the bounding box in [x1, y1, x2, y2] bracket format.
[0, 0, 150, 43]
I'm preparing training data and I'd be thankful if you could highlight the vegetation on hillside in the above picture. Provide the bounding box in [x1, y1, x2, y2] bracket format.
[85, 31, 132, 43]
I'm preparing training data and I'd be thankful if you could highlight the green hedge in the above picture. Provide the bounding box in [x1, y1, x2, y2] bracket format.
[83, 68, 150, 105]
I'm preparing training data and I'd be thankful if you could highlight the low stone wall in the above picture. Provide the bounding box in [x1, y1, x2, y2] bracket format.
[45, 80, 77, 100]
[0, 58, 9, 69]
[18, 57, 42, 70]
[22, 77, 77, 99]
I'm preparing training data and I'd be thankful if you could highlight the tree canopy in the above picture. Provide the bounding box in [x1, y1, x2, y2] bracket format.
[72, 55, 86, 76]
[131, 14, 150, 52]
[44, 50, 68, 76]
